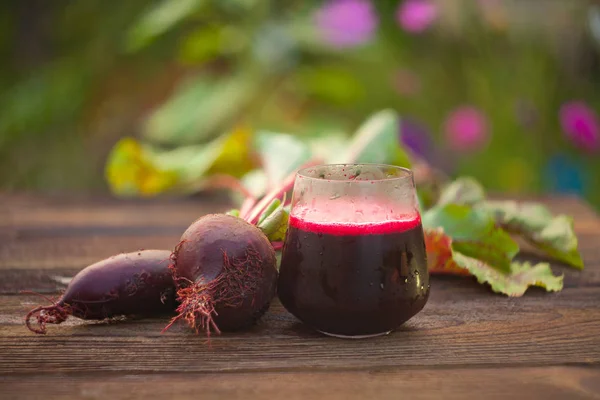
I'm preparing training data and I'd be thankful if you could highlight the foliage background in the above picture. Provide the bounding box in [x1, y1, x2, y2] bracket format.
[1, 0, 598, 207]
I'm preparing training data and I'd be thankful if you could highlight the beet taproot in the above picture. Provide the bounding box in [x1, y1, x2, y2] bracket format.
[165, 214, 277, 337]
[26, 250, 176, 334]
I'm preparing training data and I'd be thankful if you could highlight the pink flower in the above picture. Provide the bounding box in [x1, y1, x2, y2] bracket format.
[559, 101, 599, 152]
[444, 106, 490, 152]
[396, 0, 438, 34]
[315, 0, 378, 48]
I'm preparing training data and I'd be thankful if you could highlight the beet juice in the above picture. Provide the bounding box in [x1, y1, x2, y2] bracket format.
[278, 164, 429, 338]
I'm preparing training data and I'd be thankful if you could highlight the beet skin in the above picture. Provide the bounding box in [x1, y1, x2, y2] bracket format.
[167, 214, 277, 336]
[26, 250, 176, 334]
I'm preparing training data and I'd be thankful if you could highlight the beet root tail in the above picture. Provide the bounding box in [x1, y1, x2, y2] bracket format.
[25, 304, 70, 334]
[162, 283, 221, 340]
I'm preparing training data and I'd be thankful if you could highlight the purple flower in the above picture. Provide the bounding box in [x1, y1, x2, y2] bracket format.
[401, 118, 432, 158]
[400, 118, 455, 173]
[559, 101, 599, 152]
[315, 0, 378, 48]
[444, 106, 490, 152]
[396, 0, 438, 34]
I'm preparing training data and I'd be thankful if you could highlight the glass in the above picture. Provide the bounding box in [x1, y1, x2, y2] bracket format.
[278, 164, 429, 338]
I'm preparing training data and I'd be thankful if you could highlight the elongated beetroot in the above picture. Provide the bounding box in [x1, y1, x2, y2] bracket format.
[26, 250, 176, 334]
[165, 214, 277, 337]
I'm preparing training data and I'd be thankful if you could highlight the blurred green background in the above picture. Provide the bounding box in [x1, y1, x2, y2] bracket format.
[1, 0, 598, 207]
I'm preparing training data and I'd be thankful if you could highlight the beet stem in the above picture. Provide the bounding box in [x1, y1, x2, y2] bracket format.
[245, 159, 322, 225]
[239, 197, 257, 219]
[245, 174, 295, 224]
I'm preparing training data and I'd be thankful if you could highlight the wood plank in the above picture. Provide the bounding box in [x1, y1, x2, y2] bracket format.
[1, 243, 598, 293]
[1, 194, 224, 271]
[1, 195, 598, 279]
[3, 193, 597, 231]
[2, 285, 599, 375]
[2, 232, 598, 272]
[1, 367, 600, 400]
[1, 193, 599, 382]
[0, 234, 181, 270]
[2, 193, 226, 229]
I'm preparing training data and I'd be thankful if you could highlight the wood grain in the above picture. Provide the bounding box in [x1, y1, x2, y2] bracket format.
[2, 286, 599, 374]
[1, 193, 599, 399]
[1, 192, 227, 229]
[1, 194, 226, 271]
[1, 367, 600, 400]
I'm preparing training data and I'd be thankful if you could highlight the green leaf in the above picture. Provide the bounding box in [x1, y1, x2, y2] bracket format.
[177, 25, 246, 65]
[105, 128, 254, 197]
[126, 0, 206, 51]
[104, 137, 179, 197]
[177, 26, 224, 65]
[425, 228, 563, 296]
[207, 126, 256, 178]
[144, 73, 259, 145]
[226, 209, 240, 217]
[423, 204, 519, 273]
[453, 253, 563, 297]
[296, 66, 364, 105]
[241, 169, 269, 198]
[307, 133, 349, 164]
[151, 126, 253, 182]
[481, 201, 584, 269]
[257, 197, 289, 242]
[420, 175, 579, 295]
[333, 109, 411, 167]
[437, 177, 486, 206]
[257, 198, 281, 226]
[254, 131, 312, 187]
[148, 136, 229, 183]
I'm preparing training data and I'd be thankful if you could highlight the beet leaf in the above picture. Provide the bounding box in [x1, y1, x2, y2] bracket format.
[105, 127, 254, 197]
[436, 177, 485, 206]
[332, 109, 411, 167]
[425, 228, 564, 296]
[423, 204, 519, 273]
[255, 131, 312, 188]
[480, 201, 584, 269]
[256, 197, 290, 242]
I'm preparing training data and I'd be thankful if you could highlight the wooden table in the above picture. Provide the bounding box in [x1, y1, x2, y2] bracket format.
[1, 193, 599, 399]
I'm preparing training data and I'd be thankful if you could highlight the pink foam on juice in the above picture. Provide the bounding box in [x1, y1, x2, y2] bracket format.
[289, 201, 421, 236]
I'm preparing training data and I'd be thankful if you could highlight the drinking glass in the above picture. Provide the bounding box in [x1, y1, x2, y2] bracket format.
[278, 164, 429, 338]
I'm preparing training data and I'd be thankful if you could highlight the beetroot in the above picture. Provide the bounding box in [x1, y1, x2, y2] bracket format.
[25, 250, 176, 334]
[165, 214, 277, 337]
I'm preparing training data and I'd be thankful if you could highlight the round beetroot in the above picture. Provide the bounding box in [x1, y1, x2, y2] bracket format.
[165, 214, 277, 337]
[25, 250, 176, 334]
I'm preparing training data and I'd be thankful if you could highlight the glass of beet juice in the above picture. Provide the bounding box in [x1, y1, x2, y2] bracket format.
[278, 164, 429, 338]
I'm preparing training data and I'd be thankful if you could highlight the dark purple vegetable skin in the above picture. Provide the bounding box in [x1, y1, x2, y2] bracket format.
[165, 214, 277, 337]
[26, 250, 176, 334]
